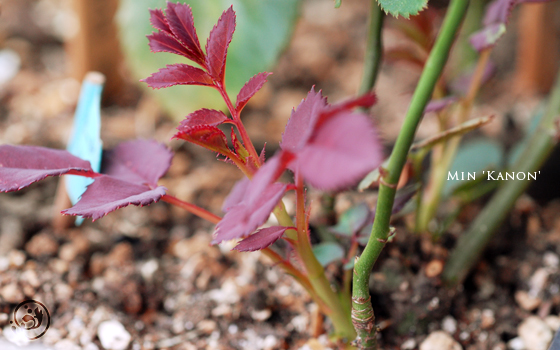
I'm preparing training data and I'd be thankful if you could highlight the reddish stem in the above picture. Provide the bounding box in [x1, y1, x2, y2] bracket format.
[161, 194, 221, 224]
[216, 84, 261, 165]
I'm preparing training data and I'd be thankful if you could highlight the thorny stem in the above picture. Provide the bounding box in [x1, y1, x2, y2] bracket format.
[443, 66, 560, 285]
[416, 49, 491, 233]
[351, 1, 470, 348]
[215, 81, 356, 338]
[216, 84, 261, 166]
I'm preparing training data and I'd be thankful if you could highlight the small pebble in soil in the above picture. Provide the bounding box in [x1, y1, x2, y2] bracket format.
[0, 283, 23, 303]
[420, 331, 462, 350]
[97, 320, 131, 350]
[517, 316, 553, 350]
[481, 309, 496, 329]
[543, 252, 559, 270]
[425, 260, 444, 278]
[507, 337, 526, 350]
[545, 315, 560, 331]
[9, 250, 26, 267]
[515, 290, 541, 311]
[401, 339, 416, 350]
[25, 232, 59, 258]
[442, 316, 458, 334]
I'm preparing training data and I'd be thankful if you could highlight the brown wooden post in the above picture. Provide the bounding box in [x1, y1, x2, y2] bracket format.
[515, 1, 559, 95]
[65, 0, 125, 102]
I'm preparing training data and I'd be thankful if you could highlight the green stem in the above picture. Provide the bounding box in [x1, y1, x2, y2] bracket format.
[442, 67, 560, 285]
[351, 1, 470, 348]
[294, 173, 356, 340]
[416, 41, 491, 234]
[359, 0, 384, 95]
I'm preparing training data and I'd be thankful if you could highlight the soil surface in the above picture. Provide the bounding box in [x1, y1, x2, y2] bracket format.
[1, 0, 560, 349]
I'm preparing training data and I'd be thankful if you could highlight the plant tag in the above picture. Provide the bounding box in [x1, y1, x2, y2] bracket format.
[65, 72, 105, 225]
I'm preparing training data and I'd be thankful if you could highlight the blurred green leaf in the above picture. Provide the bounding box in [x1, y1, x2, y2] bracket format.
[508, 105, 546, 167]
[443, 137, 504, 196]
[117, 0, 300, 120]
[377, 0, 428, 19]
[329, 203, 371, 237]
[312, 242, 345, 266]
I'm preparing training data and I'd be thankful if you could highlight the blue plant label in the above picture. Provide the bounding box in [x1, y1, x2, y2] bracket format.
[65, 72, 105, 225]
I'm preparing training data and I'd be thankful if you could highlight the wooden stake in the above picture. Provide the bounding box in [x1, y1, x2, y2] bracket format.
[65, 0, 124, 102]
[515, 2, 559, 95]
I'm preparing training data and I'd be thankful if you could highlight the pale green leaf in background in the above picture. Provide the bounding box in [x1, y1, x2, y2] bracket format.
[443, 137, 504, 196]
[312, 242, 345, 267]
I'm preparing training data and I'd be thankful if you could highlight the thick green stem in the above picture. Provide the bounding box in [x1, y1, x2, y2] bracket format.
[359, 1, 384, 95]
[443, 67, 560, 285]
[351, 1, 470, 348]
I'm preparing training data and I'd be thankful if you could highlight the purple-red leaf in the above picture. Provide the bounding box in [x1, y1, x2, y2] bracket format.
[236, 72, 272, 112]
[0, 145, 96, 192]
[103, 140, 173, 188]
[469, 23, 506, 52]
[425, 96, 458, 114]
[483, 0, 515, 25]
[165, 2, 205, 65]
[293, 112, 383, 190]
[205, 6, 236, 83]
[149, 8, 172, 35]
[471, 0, 552, 52]
[213, 182, 285, 244]
[142, 63, 214, 89]
[281, 88, 383, 190]
[233, 226, 289, 252]
[213, 153, 292, 244]
[178, 109, 227, 129]
[147, 31, 198, 61]
[62, 175, 167, 221]
[221, 177, 250, 212]
[174, 124, 232, 156]
[281, 88, 328, 153]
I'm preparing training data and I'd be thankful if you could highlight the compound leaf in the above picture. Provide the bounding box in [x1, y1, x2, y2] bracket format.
[118, 0, 299, 120]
